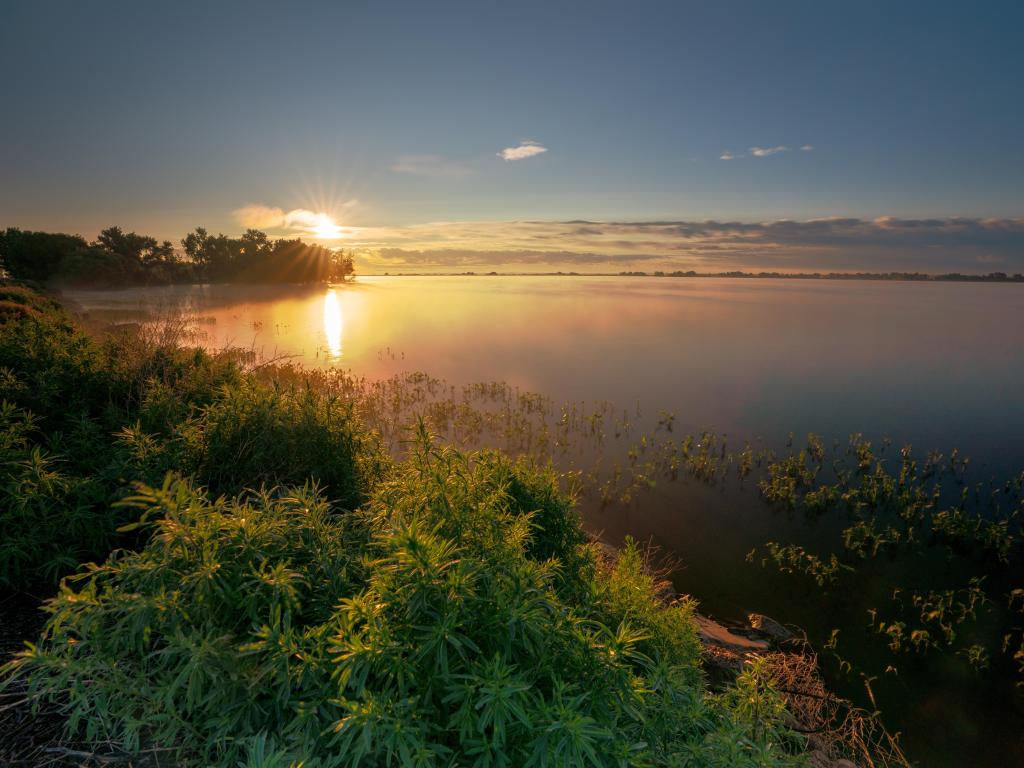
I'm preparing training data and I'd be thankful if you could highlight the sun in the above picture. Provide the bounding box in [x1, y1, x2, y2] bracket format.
[311, 213, 343, 240]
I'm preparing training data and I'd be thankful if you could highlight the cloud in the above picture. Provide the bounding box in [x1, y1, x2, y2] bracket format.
[720, 144, 810, 160]
[390, 155, 473, 177]
[232, 202, 359, 236]
[499, 140, 548, 161]
[339, 217, 1024, 274]
[232, 204, 286, 229]
[374, 248, 662, 267]
[283, 209, 331, 230]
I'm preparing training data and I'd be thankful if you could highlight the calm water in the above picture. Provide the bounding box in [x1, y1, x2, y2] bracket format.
[67, 276, 1024, 765]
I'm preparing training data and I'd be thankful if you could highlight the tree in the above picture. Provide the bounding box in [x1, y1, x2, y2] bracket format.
[182, 227, 211, 264]
[332, 249, 356, 281]
[0, 228, 90, 282]
[96, 226, 158, 263]
[3, 225, 358, 286]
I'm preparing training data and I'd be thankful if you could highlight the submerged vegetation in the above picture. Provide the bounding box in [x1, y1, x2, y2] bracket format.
[753, 435, 1024, 681]
[1, 281, 816, 766]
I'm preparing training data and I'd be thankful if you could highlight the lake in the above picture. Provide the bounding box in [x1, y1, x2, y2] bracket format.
[66, 276, 1024, 765]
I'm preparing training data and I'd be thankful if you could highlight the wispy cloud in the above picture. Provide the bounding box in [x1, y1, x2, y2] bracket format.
[720, 144, 812, 160]
[390, 155, 473, 177]
[499, 140, 548, 161]
[337, 217, 1024, 274]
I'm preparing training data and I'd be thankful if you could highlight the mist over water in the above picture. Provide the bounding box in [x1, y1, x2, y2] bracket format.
[68, 276, 1024, 476]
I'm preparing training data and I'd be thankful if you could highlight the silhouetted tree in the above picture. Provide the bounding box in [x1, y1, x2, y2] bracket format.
[0, 229, 92, 283]
[1, 225, 365, 286]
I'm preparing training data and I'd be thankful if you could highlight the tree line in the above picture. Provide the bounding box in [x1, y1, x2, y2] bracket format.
[619, 269, 1024, 281]
[0, 226, 356, 287]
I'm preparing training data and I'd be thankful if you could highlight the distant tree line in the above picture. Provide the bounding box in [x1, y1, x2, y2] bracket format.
[620, 270, 1024, 282]
[0, 227, 356, 287]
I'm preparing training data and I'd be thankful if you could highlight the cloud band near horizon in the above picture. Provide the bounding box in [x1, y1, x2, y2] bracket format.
[334, 216, 1024, 273]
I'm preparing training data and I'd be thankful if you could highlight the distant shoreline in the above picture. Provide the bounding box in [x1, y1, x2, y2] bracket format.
[363, 270, 1024, 282]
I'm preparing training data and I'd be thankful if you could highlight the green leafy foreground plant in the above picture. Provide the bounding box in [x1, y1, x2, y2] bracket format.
[0, 281, 384, 587]
[4, 435, 805, 768]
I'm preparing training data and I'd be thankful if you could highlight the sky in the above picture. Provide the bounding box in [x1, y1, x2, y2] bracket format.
[1, 0, 1022, 273]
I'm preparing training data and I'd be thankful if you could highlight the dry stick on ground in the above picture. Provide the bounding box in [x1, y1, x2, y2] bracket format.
[758, 639, 910, 768]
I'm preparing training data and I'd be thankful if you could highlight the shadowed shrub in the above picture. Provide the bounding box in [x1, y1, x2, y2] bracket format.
[0, 402, 117, 586]
[182, 380, 387, 509]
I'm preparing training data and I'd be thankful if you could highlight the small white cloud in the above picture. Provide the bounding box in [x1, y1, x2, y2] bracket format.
[720, 151, 741, 161]
[391, 155, 472, 177]
[749, 145, 788, 157]
[800, 144, 814, 152]
[499, 140, 548, 161]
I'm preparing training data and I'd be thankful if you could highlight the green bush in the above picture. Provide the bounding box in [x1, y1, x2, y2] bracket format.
[0, 402, 115, 585]
[182, 380, 387, 509]
[0, 283, 382, 587]
[5, 439, 805, 767]
[0, 299, 109, 427]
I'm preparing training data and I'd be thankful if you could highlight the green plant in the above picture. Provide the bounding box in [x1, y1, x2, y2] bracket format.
[0, 284, 385, 586]
[182, 380, 387, 508]
[5, 442, 805, 767]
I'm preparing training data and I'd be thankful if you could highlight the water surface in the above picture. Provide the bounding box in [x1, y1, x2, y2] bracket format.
[67, 276, 1024, 470]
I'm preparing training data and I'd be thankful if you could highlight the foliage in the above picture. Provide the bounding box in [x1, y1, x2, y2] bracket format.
[4, 438, 805, 767]
[0, 226, 356, 288]
[182, 227, 355, 284]
[0, 402, 120, 585]
[751, 434, 1024, 683]
[181, 380, 387, 508]
[0, 281, 379, 587]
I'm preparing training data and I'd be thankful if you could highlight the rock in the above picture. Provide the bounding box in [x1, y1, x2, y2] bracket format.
[747, 612, 792, 641]
[695, 615, 770, 654]
[653, 578, 677, 603]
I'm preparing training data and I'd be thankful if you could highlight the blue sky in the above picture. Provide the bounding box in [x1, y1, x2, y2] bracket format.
[2, 0, 1022, 271]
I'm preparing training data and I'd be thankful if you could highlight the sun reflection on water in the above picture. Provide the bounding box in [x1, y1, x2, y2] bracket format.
[323, 289, 343, 359]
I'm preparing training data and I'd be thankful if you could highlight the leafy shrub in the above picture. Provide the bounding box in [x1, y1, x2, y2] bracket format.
[0, 402, 119, 585]
[0, 298, 109, 427]
[5, 441, 805, 767]
[0, 283, 382, 586]
[591, 538, 703, 689]
[182, 380, 387, 509]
